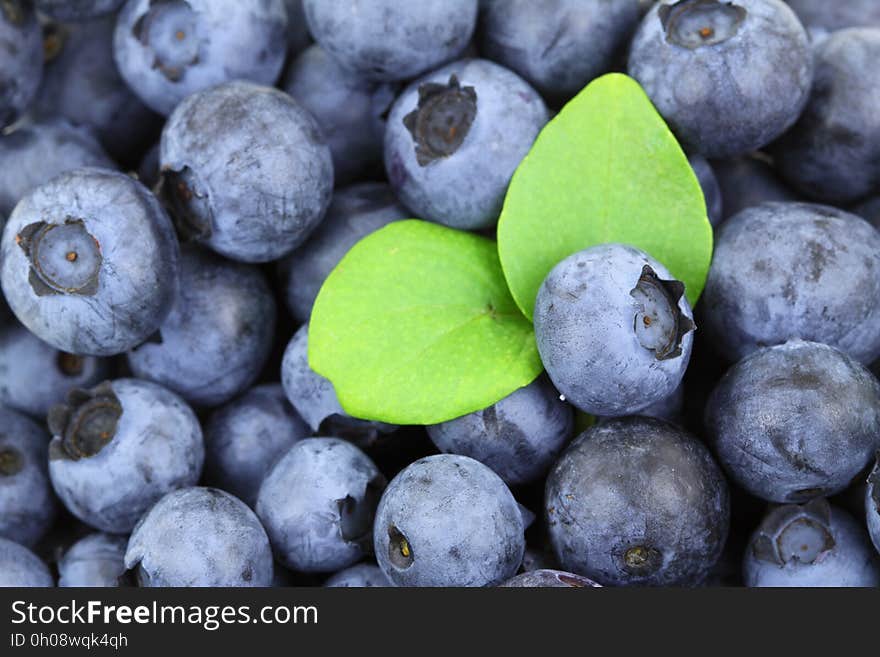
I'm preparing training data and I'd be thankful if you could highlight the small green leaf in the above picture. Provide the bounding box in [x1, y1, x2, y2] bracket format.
[497, 73, 713, 320]
[308, 220, 543, 425]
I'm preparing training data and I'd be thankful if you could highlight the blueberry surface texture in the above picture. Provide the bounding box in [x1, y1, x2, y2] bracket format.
[628, 0, 812, 158]
[688, 153, 723, 226]
[127, 247, 276, 407]
[125, 486, 273, 587]
[867, 459, 880, 555]
[35, 0, 125, 21]
[48, 379, 204, 533]
[545, 417, 730, 586]
[500, 569, 601, 588]
[0, 537, 54, 587]
[0, 0, 42, 129]
[705, 340, 880, 503]
[114, 0, 289, 116]
[534, 243, 695, 417]
[711, 154, 799, 222]
[0, 168, 180, 356]
[373, 454, 525, 587]
[58, 532, 131, 587]
[743, 499, 880, 587]
[303, 0, 478, 82]
[324, 562, 391, 588]
[158, 81, 333, 263]
[384, 59, 549, 230]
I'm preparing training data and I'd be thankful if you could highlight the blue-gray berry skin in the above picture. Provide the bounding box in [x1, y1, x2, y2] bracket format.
[125, 486, 273, 587]
[48, 379, 204, 533]
[0, 537, 54, 587]
[0, 323, 110, 418]
[205, 384, 310, 508]
[58, 533, 130, 587]
[499, 569, 601, 588]
[159, 81, 333, 263]
[374, 454, 525, 587]
[534, 243, 695, 417]
[277, 183, 407, 323]
[634, 381, 684, 423]
[0, 1, 42, 129]
[303, 0, 477, 82]
[786, 0, 880, 34]
[545, 417, 730, 587]
[32, 17, 161, 166]
[688, 154, 723, 227]
[868, 460, 880, 554]
[127, 248, 276, 408]
[427, 375, 572, 486]
[705, 340, 880, 503]
[324, 562, 391, 588]
[628, 0, 812, 158]
[711, 154, 799, 221]
[113, 0, 288, 116]
[256, 438, 386, 573]
[384, 59, 549, 230]
[281, 324, 397, 445]
[702, 202, 880, 364]
[283, 0, 310, 55]
[35, 0, 124, 21]
[0, 120, 115, 218]
[0, 407, 56, 547]
[0, 168, 180, 357]
[743, 499, 880, 587]
[772, 28, 880, 204]
[282, 46, 398, 186]
[479, 0, 641, 105]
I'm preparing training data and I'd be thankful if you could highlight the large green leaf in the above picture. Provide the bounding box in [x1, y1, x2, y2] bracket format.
[497, 73, 713, 320]
[308, 220, 543, 425]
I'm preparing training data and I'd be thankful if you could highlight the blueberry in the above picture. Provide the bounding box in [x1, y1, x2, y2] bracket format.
[0, 537, 54, 587]
[114, 0, 288, 116]
[283, 0, 310, 56]
[35, 0, 125, 21]
[478, 0, 641, 105]
[0, 168, 180, 356]
[772, 28, 880, 204]
[48, 379, 204, 533]
[127, 248, 276, 407]
[282, 46, 398, 186]
[629, 381, 685, 423]
[257, 438, 385, 573]
[281, 324, 397, 446]
[867, 459, 880, 554]
[786, 0, 880, 35]
[0, 1, 42, 129]
[136, 142, 160, 190]
[743, 498, 880, 587]
[711, 153, 799, 222]
[426, 375, 572, 486]
[277, 184, 407, 323]
[545, 417, 729, 586]
[324, 562, 391, 588]
[125, 486, 273, 587]
[499, 569, 601, 588]
[302, 0, 477, 82]
[702, 202, 880, 364]
[373, 454, 525, 587]
[520, 547, 559, 573]
[0, 322, 110, 418]
[205, 384, 310, 508]
[385, 59, 549, 230]
[158, 81, 333, 263]
[705, 340, 880, 503]
[534, 243, 695, 416]
[688, 153, 723, 227]
[58, 533, 131, 587]
[628, 0, 812, 158]
[32, 17, 162, 166]
[0, 406, 56, 546]
[0, 119, 115, 219]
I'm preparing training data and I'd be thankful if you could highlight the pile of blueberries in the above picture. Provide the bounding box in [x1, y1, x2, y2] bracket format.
[1, 0, 880, 588]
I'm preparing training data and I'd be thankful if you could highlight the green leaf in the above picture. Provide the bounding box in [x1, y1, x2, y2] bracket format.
[497, 73, 713, 320]
[308, 220, 543, 425]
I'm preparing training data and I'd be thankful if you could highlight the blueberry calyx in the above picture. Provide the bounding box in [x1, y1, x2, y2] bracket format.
[48, 381, 123, 461]
[16, 219, 102, 297]
[403, 74, 477, 167]
[750, 498, 835, 566]
[158, 166, 213, 241]
[387, 525, 414, 569]
[630, 265, 695, 361]
[337, 477, 385, 549]
[0, 446, 23, 476]
[42, 21, 68, 62]
[132, 0, 201, 83]
[0, 0, 24, 25]
[56, 352, 85, 377]
[622, 545, 663, 575]
[659, 0, 746, 50]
